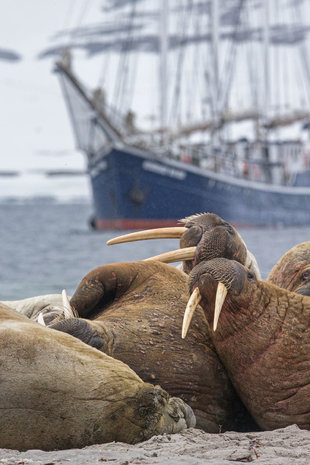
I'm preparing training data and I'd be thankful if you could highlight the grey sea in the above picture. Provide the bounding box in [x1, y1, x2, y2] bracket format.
[1, 199, 309, 300]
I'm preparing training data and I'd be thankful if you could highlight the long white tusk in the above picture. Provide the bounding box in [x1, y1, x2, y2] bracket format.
[182, 287, 201, 339]
[62, 289, 75, 319]
[144, 246, 196, 264]
[37, 312, 46, 326]
[107, 227, 186, 245]
[213, 282, 228, 331]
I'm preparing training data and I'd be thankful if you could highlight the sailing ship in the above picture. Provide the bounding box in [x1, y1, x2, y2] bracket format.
[54, 0, 310, 229]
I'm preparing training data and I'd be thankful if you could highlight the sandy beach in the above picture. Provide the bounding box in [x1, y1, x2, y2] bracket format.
[1, 425, 310, 465]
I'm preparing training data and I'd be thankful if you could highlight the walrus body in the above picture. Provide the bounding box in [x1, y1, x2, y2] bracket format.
[107, 212, 260, 279]
[51, 260, 255, 433]
[2, 294, 64, 319]
[267, 241, 310, 295]
[187, 258, 310, 431]
[0, 303, 195, 451]
[2, 292, 75, 325]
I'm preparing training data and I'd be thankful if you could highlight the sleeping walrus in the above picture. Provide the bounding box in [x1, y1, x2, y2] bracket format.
[0, 303, 195, 451]
[49, 260, 257, 433]
[2, 290, 76, 324]
[183, 257, 310, 431]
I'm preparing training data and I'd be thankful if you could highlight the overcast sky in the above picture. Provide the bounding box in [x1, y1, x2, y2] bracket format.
[1, 0, 309, 198]
[0, 0, 104, 174]
[0, 1, 107, 198]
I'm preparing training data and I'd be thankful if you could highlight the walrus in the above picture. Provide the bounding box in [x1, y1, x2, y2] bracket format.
[267, 241, 310, 295]
[0, 303, 195, 451]
[49, 260, 257, 433]
[106, 212, 261, 279]
[183, 257, 310, 431]
[2, 289, 76, 325]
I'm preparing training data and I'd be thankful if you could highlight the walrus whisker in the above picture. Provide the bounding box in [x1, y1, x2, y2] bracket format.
[182, 287, 201, 339]
[106, 227, 187, 245]
[213, 282, 228, 331]
[144, 247, 196, 263]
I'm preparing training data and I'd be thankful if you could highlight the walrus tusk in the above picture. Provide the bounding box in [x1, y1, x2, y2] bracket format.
[213, 282, 228, 331]
[144, 247, 196, 263]
[62, 289, 76, 319]
[37, 312, 46, 326]
[182, 287, 201, 339]
[107, 227, 187, 245]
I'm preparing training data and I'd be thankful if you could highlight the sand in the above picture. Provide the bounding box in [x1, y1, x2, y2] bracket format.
[1, 425, 310, 465]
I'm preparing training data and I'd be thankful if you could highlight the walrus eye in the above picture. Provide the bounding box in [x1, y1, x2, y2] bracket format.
[302, 270, 310, 281]
[247, 271, 255, 282]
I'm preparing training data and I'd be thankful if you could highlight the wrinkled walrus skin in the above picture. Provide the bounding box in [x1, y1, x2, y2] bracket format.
[188, 258, 310, 431]
[267, 241, 310, 295]
[179, 213, 250, 274]
[108, 212, 260, 279]
[51, 260, 256, 433]
[0, 303, 195, 451]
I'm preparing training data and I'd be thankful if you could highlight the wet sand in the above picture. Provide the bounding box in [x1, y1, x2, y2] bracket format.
[1, 425, 310, 465]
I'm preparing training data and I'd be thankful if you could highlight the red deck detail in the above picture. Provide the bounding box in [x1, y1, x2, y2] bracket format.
[94, 218, 257, 231]
[95, 218, 182, 230]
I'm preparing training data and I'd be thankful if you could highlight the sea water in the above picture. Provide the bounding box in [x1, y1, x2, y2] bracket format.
[1, 199, 309, 300]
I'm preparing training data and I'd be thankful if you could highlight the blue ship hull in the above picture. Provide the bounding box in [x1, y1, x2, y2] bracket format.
[89, 145, 310, 229]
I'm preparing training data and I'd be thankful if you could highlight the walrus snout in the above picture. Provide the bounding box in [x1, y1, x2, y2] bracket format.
[50, 318, 106, 351]
[175, 398, 196, 428]
[160, 396, 196, 433]
[188, 258, 247, 295]
[183, 259, 254, 338]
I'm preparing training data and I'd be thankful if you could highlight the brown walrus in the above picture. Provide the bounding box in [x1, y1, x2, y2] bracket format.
[184, 257, 310, 431]
[50, 260, 257, 433]
[107, 212, 261, 278]
[267, 241, 310, 295]
[0, 303, 195, 451]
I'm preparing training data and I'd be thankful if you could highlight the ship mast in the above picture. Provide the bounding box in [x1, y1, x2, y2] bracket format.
[211, 0, 220, 145]
[211, 0, 219, 126]
[160, 0, 169, 146]
[262, 0, 270, 133]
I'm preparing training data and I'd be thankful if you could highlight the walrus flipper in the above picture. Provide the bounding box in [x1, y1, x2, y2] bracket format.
[70, 262, 145, 318]
[50, 318, 106, 351]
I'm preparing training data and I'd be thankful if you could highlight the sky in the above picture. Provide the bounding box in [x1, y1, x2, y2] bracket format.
[0, 0, 103, 198]
[0, 0, 161, 199]
[0, 1, 85, 170]
[1, 0, 310, 198]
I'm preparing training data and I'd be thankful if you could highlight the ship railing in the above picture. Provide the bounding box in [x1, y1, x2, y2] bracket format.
[164, 142, 307, 186]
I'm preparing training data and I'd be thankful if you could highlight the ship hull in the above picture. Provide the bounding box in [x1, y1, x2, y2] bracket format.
[89, 146, 310, 230]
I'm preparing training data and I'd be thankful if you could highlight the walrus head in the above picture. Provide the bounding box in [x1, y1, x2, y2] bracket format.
[107, 213, 261, 279]
[3, 290, 77, 325]
[183, 258, 310, 431]
[182, 258, 258, 339]
[267, 242, 310, 296]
